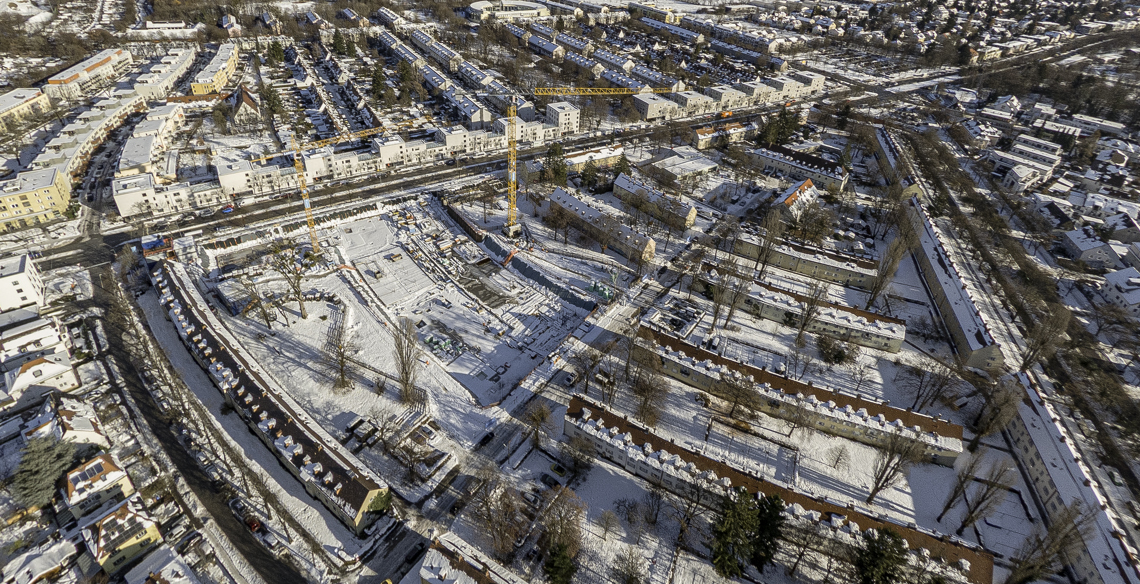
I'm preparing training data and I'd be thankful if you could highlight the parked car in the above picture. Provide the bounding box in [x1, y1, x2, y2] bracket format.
[539, 474, 560, 489]
[244, 515, 262, 533]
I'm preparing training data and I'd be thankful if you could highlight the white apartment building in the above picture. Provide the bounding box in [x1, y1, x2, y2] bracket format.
[0, 255, 44, 312]
[44, 48, 133, 101]
[113, 173, 229, 218]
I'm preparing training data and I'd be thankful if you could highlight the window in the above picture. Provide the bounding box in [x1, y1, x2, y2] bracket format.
[33, 369, 42, 378]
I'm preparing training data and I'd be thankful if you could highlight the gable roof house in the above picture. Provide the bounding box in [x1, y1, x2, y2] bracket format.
[77, 496, 161, 577]
[229, 86, 261, 128]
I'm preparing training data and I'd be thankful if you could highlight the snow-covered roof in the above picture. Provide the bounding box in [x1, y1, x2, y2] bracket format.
[907, 198, 998, 353]
[1104, 267, 1140, 306]
[1063, 226, 1108, 253]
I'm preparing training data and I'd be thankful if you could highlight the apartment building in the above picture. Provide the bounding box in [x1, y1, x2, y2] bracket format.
[190, 43, 238, 95]
[732, 236, 877, 288]
[0, 255, 43, 314]
[44, 48, 133, 101]
[0, 168, 71, 232]
[612, 173, 697, 229]
[0, 89, 50, 130]
[549, 188, 655, 262]
[374, 7, 406, 29]
[773, 178, 819, 220]
[112, 173, 228, 218]
[905, 198, 1004, 370]
[631, 93, 678, 121]
[749, 144, 849, 190]
[639, 17, 704, 43]
[467, 0, 549, 21]
[133, 47, 198, 100]
[690, 121, 758, 149]
[564, 144, 624, 172]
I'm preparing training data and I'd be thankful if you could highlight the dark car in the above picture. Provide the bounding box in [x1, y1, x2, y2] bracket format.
[404, 542, 427, 564]
[476, 432, 495, 449]
[539, 474, 560, 489]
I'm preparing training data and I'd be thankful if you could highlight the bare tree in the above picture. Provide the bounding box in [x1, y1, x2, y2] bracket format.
[864, 231, 913, 310]
[785, 403, 816, 439]
[598, 509, 620, 541]
[796, 280, 830, 345]
[717, 373, 758, 418]
[866, 433, 924, 504]
[641, 484, 665, 527]
[472, 481, 525, 559]
[825, 445, 850, 472]
[595, 214, 623, 254]
[370, 403, 405, 455]
[957, 462, 1015, 536]
[237, 276, 275, 330]
[394, 440, 434, 482]
[611, 545, 647, 584]
[895, 355, 959, 411]
[1019, 305, 1071, 371]
[568, 347, 602, 399]
[666, 480, 712, 546]
[1004, 502, 1097, 584]
[844, 355, 874, 394]
[937, 454, 985, 523]
[559, 433, 595, 475]
[969, 380, 1021, 451]
[1086, 301, 1135, 339]
[786, 344, 815, 381]
[541, 487, 588, 557]
[393, 317, 424, 405]
[752, 209, 786, 280]
[323, 314, 358, 392]
[632, 367, 668, 426]
[783, 521, 828, 578]
[523, 402, 553, 448]
[266, 240, 318, 319]
[721, 264, 751, 329]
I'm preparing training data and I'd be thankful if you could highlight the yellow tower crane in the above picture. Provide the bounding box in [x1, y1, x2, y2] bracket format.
[494, 86, 675, 238]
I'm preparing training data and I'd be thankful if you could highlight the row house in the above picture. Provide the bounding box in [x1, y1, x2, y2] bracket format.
[45, 48, 133, 101]
[639, 17, 704, 44]
[374, 7, 407, 31]
[152, 263, 390, 536]
[905, 198, 1004, 370]
[612, 172, 697, 229]
[629, 64, 683, 92]
[563, 52, 604, 79]
[593, 48, 635, 72]
[549, 188, 655, 262]
[564, 396, 987, 583]
[732, 235, 876, 288]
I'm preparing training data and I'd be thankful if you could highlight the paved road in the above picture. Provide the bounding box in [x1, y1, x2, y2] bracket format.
[88, 270, 308, 583]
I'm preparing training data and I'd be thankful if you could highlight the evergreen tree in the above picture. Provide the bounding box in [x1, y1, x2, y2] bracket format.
[543, 543, 577, 584]
[344, 37, 356, 57]
[544, 142, 568, 185]
[852, 528, 908, 584]
[581, 160, 599, 188]
[750, 494, 785, 573]
[262, 86, 284, 115]
[268, 40, 285, 64]
[332, 30, 346, 55]
[371, 68, 387, 100]
[11, 437, 76, 509]
[710, 488, 758, 578]
[613, 155, 631, 179]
